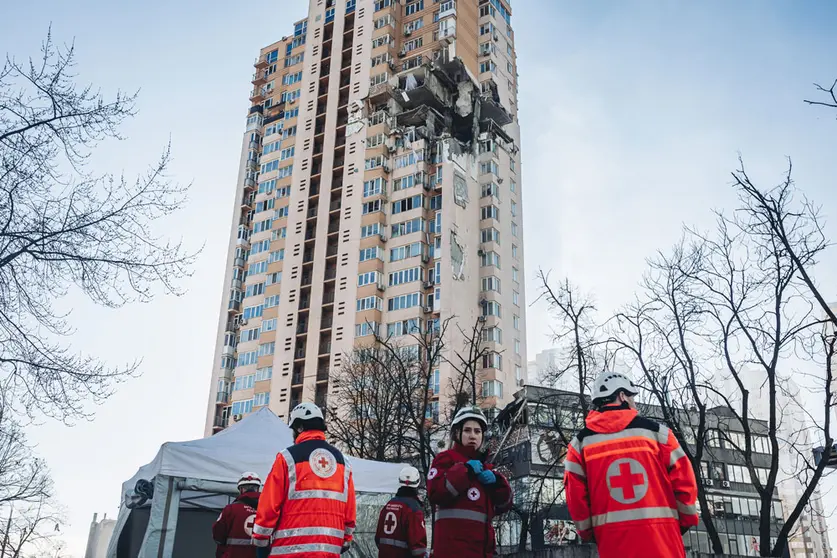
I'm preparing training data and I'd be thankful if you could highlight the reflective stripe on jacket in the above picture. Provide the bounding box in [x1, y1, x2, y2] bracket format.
[427, 444, 513, 558]
[212, 492, 260, 558]
[375, 495, 428, 558]
[253, 431, 356, 557]
[563, 405, 698, 558]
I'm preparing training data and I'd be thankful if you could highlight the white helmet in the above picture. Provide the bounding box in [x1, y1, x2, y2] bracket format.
[289, 402, 324, 429]
[592, 371, 638, 402]
[398, 466, 421, 488]
[237, 472, 261, 489]
[452, 406, 488, 429]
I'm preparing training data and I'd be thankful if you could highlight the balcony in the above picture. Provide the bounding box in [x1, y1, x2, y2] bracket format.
[292, 372, 304, 386]
[213, 414, 229, 430]
[216, 390, 230, 404]
[246, 159, 259, 172]
[228, 299, 241, 313]
[252, 71, 267, 85]
[318, 342, 331, 356]
[255, 55, 268, 69]
[244, 176, 256, 189]
[234, 257, 245, 268]
[250, 88, 265, 103]
[231, 277, 242, 290]
[295, 349, 306, 360]
[317, 367, 330, 382]
[225, 320, 237, 333]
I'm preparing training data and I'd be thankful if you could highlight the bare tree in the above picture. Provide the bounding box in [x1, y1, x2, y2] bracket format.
[445, 316, 492, 419]
[803, 79, 837, 112]
[0, 30, 197, 421]
[610, 160, 837, 555]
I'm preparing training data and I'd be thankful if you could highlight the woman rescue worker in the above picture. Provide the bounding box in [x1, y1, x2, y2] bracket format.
[427, 406, 513, 557]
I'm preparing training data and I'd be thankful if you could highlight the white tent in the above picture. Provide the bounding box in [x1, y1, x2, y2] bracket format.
[107, 408, 404, 558]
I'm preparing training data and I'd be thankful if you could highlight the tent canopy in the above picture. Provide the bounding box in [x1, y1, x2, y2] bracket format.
[121, 407, 403, 502]
[110, 408, 405, 558]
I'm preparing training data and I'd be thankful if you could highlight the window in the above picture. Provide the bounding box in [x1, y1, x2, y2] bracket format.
[231, 399, 254, 415]
[358, 271, 380, 287]
[273, 227, 287, 240]
[511, 221, 518, 238]
[513, 314, 520, 330]
[480, 42, 495, 56]
[355, 322, 380, 337]
[481, 182, 500, 199]
[253, 391, 270, 407]
[389, 267, 424, 286]
[367, 133, 386, 148]
[361, 223, 381, 238]
[405, 0, 424, 16]
[392, 217, 424, 238]
[282, 71, 303, 86]
[363, 177, 386, 197]
[253, 218, 272, 234]
[357, 296, 384, 312]
[372, 34, 393, 49]
[370, 72, 389, 87]
[362, 199, 382, 214]
[280, 147, 295, 160]
[515, 339, 521, 355]
[261, 318, 277, 333]
[282, 126, 297, 139]
[511, 201, 518, 217]
[403, 37, 423, 53]
[482, 327, 502, 343]
[237, 351, 258, 367]
[481, 205, 500, 221]
[480, 61, 496, 74]
[265, 294, 280, 308]
[388, 292, 422, 311]
[268, 249, 285, 263]
[510, 180, 516, 193]
[392, 194, 424, 214]
[480, 251, 500, 268]
[239, 327, 260, 343]
[395, 150, 426, 168]
[255, 198, 275, 213]
[390, 242, 424, 262]
[371, 53, 392, 68]
[365, 155, 385, 169]
[255, 366, 273, 381]
[359, 246, 383, 262]
[430, 194, 442, 210]
[512, 244, 518, 259]
[258, 342, 275, 357]
[283, 108, 299, 121]
[481, 276, 501, 293]
[275, 206, 289, 219]
[482, 352, 503, 371]
[431, 369, 440, 395]
[404, 18, 424, 33]
[480, 161, 499, 175]
[374, 14, 394, 28]
[245, 282, 266, 298]
[482, 380, 503, 398]
[393, 173, 424, 191]
[482, 300, 501, 317]
[512, 267, 519, 283]
[249, 260, 268, 275]
[266, 271, 281, 285]
[374, 0, 392, 11]
[513, 291, 520, 306]
[480, 227, 500, 244]
[387, 318, 422, 337]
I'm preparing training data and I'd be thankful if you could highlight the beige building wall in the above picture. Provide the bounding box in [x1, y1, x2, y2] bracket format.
[206, 0, 525, 435]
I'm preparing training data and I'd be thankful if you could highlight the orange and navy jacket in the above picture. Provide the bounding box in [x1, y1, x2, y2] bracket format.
[252, 430, 356, 557]
[563, 404, 699, 558]
[212, 491, 260, 558]
[374, 491, 428, 558]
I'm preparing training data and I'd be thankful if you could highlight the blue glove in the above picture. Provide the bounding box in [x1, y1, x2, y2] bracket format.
[466, 460, 484, 474]
[477, 470, 496, 485]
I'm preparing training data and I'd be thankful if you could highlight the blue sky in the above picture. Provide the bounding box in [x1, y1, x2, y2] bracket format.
[3, 1, 837, 555]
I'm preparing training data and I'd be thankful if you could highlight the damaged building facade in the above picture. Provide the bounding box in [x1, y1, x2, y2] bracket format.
[205, 0, 526, 433]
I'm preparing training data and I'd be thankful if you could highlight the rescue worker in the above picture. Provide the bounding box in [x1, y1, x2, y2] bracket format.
[252, 402, 357, 556]
[564, 371, 699, 558]
[427, 406, 513, 558]
[212, 472, 262, 558]
[375, 466, 428, 558]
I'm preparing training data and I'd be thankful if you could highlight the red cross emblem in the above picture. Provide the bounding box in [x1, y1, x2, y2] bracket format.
[383, 511, 398, 535]
[309, 448, 337, 479]
[606, 458, 648, 504]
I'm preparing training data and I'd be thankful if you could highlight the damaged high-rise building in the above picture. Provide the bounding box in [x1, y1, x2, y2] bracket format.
[205, 0, 526, 434]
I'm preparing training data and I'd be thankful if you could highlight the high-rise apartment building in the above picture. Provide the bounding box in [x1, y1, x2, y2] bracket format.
[205, 0, 525, 434]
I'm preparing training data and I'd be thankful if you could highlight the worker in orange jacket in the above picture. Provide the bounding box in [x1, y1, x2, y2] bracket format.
[564, 371, 699, 558]
[252, 402, 356, 556]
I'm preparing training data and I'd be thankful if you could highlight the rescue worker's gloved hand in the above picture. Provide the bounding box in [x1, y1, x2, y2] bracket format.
[341, 541, 351, 554]
[465, 460, 483, 474]
[476, 470, 496, 485]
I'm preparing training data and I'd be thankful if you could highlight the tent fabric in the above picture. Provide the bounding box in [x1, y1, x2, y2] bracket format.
[121, 407, 404, 505]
